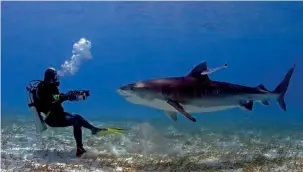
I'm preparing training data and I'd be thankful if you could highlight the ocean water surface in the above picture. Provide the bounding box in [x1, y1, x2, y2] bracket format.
[2, 1, 303, 172]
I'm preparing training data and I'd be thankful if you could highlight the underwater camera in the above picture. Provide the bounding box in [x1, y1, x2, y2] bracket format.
[67, 90, 90, 101]
[72, 90, 90, 96]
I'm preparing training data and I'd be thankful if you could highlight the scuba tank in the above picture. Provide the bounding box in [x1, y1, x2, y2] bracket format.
[26, 80, 48, 134]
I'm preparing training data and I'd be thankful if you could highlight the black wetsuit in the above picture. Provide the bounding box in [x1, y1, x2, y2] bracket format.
[35, 82, 98, 148]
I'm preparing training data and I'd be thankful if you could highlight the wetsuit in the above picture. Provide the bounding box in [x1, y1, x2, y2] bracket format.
[35, 81, 100, 149]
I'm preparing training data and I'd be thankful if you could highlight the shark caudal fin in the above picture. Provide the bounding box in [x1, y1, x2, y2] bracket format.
[273, 64, 296, 111]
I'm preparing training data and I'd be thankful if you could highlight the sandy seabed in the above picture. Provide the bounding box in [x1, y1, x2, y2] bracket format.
[2, 115, 303, 172]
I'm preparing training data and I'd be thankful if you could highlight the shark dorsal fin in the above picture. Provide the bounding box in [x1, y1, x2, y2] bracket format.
[187, 61, 210, 81]
[257, 84, 268, 91]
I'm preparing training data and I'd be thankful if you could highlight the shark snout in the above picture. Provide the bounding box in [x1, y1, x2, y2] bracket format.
[117, 84, 134, 97]
[117, 88, 131, 97]
[118, 84, 133, 91]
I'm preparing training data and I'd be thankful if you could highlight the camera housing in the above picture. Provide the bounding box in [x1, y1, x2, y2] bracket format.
[68, 90, 90, 98]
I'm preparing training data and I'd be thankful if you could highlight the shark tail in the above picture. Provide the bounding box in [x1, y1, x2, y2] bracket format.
[273, 64, 296, 111]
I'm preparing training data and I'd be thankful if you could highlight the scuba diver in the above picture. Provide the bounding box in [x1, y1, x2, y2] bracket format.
[27, 67, 124, 157]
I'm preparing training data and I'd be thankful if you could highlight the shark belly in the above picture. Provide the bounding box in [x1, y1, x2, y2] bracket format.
[124, 93, 278, 114]
[183, 104, 239, 113]
[125, 95, 241, 114]
[182, 98, 241, 113]
[125, 96, 176, 111]
[182, 93, 278, 113]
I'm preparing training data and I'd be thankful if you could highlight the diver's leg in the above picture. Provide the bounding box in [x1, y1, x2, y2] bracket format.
[67, 113, 96, 130]
[71, 120, 85, 157]
[45, 112, 86, 157]
[44, 112, 71, 127]
[64, 113, 104, 135]
[64, 113, 108, 157]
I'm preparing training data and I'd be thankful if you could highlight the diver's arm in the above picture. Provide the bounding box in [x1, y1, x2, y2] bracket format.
[52, 93, 68, 103]
[52, 89, 83, 103]
[52, 87, 72, 103]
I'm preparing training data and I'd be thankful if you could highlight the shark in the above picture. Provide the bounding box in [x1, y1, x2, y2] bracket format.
[117, 62, 295, 122]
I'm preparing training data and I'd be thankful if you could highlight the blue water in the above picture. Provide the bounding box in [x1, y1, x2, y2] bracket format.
[2, 2, 303, 171]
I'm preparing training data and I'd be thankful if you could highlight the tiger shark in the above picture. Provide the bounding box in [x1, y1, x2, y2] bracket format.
[117, 62, 295, 122]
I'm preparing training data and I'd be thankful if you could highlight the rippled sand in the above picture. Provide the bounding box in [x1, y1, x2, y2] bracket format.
[2, 115, 303, 172]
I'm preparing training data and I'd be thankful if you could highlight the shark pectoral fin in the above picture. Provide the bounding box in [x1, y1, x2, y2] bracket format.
[239, 100, 254, 111]
[164, 111, 178, 122]
[166, 100, 196, 122]
[261, 100, 270, 106]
